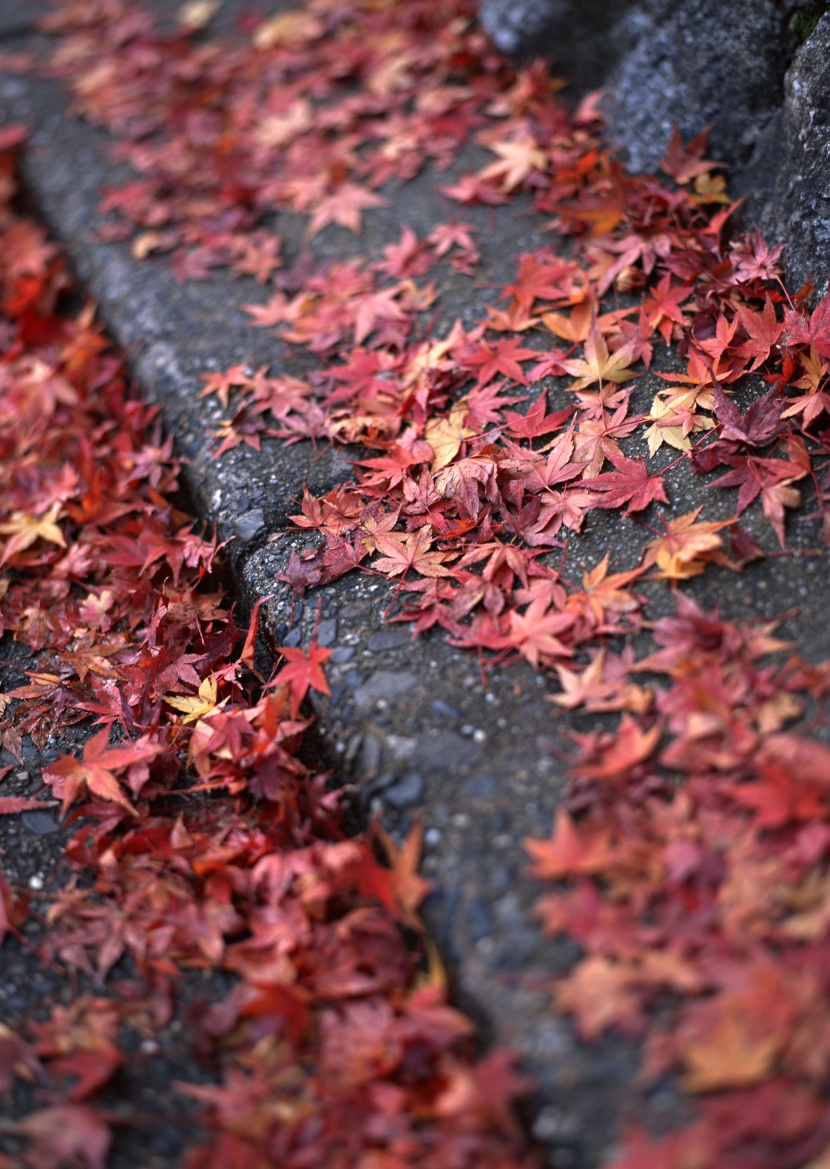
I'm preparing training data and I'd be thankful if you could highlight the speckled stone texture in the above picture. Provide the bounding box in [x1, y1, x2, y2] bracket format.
[743, 14, 830, 295]
[2, 3, 830, 1167]
[478, 0, 830, 294]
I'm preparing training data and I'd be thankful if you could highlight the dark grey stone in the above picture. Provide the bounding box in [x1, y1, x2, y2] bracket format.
[20, 810, 60, 836]
[383, 772, 425, 809]
[746, 15, 830, 295]
[479, 0, 636, 90]
[604, 0, 788, 174]
[315, 618, 338, 647]
[465, 895, 494, 941]
[328, 645, 354, 664]
[352, 670, 418, 708]
[367, 628, 412, 652]
[357, 733, 383, 781]
[462, 773, 500, 799]
[233, 508, 265, 542]
[417, 729, 476, 772]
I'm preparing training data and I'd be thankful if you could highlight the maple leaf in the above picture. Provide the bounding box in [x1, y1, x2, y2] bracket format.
[643, 391, 713, 454]
[725, 759, 826, 829]
[607, 1127, 712, 1169]
[712, 382, 781, 446]
[43, 728, 160, 815]
[571, 715, 661, 779]
[252, 9, 324, 47]
[424, 399, 475, 471]
[735, 299, 784, 370]
[375, 819, 432, 931]
[0, 502, 66, 565]
[12, 1105, 111, 1169]
[680, 1008, 780, 1093]
[274, 639, 332, 717]
[198, 363, 252, 409]
[643, 508, 733, 580]
[583, 452, 669, 513]
[508, 594, 575, 668]
[573, 401, 640, 478]
[439, 171, 511, 205]
[351, 284, 409, 345]
[542, 300, 593, 343]
[164, 674, 222, 724]
[434, 449, 500, 521]
[372, 526, 454, 579]
[503, 394, 573, 439]
[462, 336, 541, 387]
[305, 183, 388, 238]
[501, 253, 580, 310]
[561, 326, 638, 392]
[525, 810, 613, 879]
[641, 275, 693, 344]
[784, 292, 830, 359]
[0, 795, 57, 815]
[660, 124, 722, 184]
[477, 134, 547, 191]
[551, 648, 652, 714]
[555, 956, 643, 1039]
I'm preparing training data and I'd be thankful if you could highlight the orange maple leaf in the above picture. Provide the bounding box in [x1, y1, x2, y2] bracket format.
[525, 809, 614, 879]
[643, 508, 734, 580]
[376, 819, 433, 931]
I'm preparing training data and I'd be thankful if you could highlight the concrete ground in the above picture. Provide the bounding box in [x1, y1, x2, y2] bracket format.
[1, 3, 828, 1166]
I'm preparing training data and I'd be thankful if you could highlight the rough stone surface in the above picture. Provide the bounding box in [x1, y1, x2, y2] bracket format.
[604, 0, 789, 173]
[2, 5, 830, 1167]
[743, 14, 830, 294]
[479, 0, 830, 294]
[479, 0, 635, 89]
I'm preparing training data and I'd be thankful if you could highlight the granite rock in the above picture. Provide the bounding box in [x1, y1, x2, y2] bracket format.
[478, 0, 830, 294]
[744, 14, 830, 294]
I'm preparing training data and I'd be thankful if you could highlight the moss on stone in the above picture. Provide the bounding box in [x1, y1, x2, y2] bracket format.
[789, 2, 828, 42]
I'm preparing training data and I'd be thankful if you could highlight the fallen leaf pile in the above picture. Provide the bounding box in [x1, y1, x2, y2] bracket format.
[2, 0, 830, 1165]
[0, 127, 533, 1168]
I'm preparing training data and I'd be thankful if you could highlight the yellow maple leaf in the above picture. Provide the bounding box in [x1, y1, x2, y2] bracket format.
[424, 398, 475, 471]
[643, 391, 714, 455]
[252, 11, 324, 48]
[0, 503, 66, 566]
[164, 675, 221, 725]
[177, 0, 220, 29]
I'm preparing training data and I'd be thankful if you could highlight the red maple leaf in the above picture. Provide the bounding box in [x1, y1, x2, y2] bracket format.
[583, 452, 669, 513]
[784, 292, 830, 359]
[43, 728, 159, 815]
[503, 394, 573, 439]
[274, 639, 332, 716]
[660, 124, 722, 184]
[462, 336, 541, 386]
